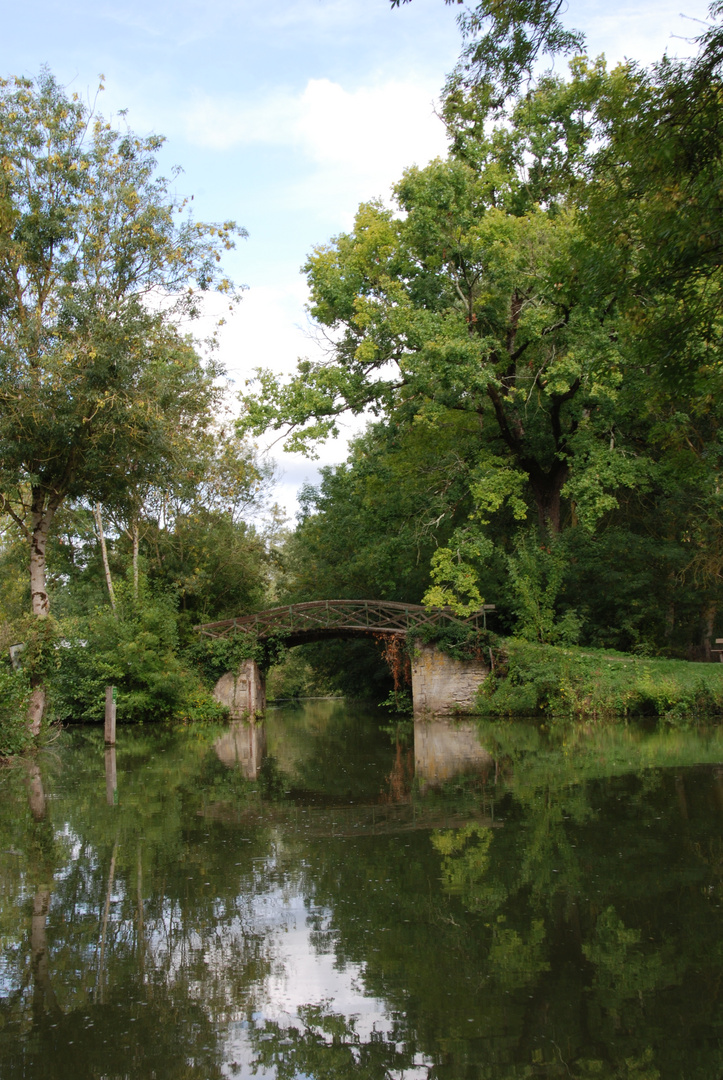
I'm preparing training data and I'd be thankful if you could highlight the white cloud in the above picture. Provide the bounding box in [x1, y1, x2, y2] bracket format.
[576, 1, 710, 67]
[184, 91, 297, 152]
[184, 75, 448, 206]
[296, 77, 447, 171]
[197, 284, 362, 520]
[197, 278, 324, 390]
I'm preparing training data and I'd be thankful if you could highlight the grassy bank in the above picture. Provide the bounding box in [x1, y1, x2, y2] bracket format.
[479, 639, 723, 723]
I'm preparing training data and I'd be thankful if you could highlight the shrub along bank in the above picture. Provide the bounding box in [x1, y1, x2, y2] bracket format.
[0, 665, 31, 758]
[478, 639, 723, 724]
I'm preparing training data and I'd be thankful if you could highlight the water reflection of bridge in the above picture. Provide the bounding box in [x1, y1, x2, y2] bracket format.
[215, 714, 494, 797]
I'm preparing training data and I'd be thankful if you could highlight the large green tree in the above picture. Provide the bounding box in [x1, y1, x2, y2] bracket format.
[240, 146, 628, 535]
[0, 71, 243, 730]
[243, 3, 723, 651]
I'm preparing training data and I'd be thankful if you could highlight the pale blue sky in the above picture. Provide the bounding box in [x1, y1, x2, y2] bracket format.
[2, 0, 711, 515]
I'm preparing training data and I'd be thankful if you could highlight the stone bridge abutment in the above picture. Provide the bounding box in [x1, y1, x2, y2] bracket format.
[213, 659, 267, 720]
[409, 642, 489, 719]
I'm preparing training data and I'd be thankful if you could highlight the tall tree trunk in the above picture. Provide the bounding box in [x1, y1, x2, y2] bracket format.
[27, 487, 61, 736]
[527, 460, 569, 535]
[701, 600, 717, 661]
[132, 520, 140, 601]
[30, 497, 51, 620]
[27, 683, 46, 740]
[93, 503, 116, 611]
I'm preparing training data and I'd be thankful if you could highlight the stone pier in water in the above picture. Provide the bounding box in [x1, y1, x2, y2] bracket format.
[214, 642, 489, 721]
[410, 642, 489, 718]
[213, 658, 266, 720]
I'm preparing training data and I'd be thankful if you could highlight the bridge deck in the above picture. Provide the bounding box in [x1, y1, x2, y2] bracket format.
[195, 599, 494, 641]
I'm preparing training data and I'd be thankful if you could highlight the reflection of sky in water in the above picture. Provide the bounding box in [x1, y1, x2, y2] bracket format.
[2, 842, 427, 1077]
[115, 841, 430, 1077]
[219, 888, 431, 1079]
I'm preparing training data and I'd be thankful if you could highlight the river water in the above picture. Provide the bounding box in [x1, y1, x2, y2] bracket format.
[1, 701, 723, 1079]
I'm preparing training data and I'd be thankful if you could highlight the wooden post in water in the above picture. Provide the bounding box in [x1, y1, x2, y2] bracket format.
[104, 686, 116, 745]
[105, 747, 118, 806]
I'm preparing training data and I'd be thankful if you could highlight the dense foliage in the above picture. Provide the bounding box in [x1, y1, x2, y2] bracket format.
[242, 5, 723, 677]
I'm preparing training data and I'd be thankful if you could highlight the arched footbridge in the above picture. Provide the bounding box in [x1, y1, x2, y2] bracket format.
[195, 600, 495, 720]
[195, 599, 494, 647]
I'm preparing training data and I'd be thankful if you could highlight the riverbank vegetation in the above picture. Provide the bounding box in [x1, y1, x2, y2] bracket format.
[4, 3, 723, 747]
[478, 639, 723, 723]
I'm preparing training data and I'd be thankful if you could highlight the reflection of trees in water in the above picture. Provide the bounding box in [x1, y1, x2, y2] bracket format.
[2, 879, 269, 1076]
[199, 713, 723, 1078]
[249, 1003, 427, 1080]
[380, 735, 414, 803]
[264, 701, 401, 804]
[25, 761, 47, 822]
[32, 832, 277, 1015]
[2, 984, 225, 1080]
[29, 886, 59, 1024]
[3, 720, 723, 1080]
[0, 740, 279, 1078]
[277, 752, 723, 1080]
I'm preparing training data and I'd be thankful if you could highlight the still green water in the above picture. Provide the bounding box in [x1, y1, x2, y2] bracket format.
[2, 701, 723, 1079]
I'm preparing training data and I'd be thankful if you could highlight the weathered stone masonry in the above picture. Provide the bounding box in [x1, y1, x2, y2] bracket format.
[410, 643, 489, 718]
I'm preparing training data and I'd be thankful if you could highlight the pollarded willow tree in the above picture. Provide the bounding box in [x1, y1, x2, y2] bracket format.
[0, 71, 244, 731]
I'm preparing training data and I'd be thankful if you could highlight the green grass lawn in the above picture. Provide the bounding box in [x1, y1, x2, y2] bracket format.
[478, 638, 723, 723]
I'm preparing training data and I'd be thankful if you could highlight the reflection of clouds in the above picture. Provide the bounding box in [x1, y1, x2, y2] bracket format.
[264, 894, 380, 1026]
[220, 887, 433, 1078]
[136, 873, 397, 1054]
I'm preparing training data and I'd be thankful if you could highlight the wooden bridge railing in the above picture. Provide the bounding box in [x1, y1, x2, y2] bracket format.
[195, 599, 495, 641]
